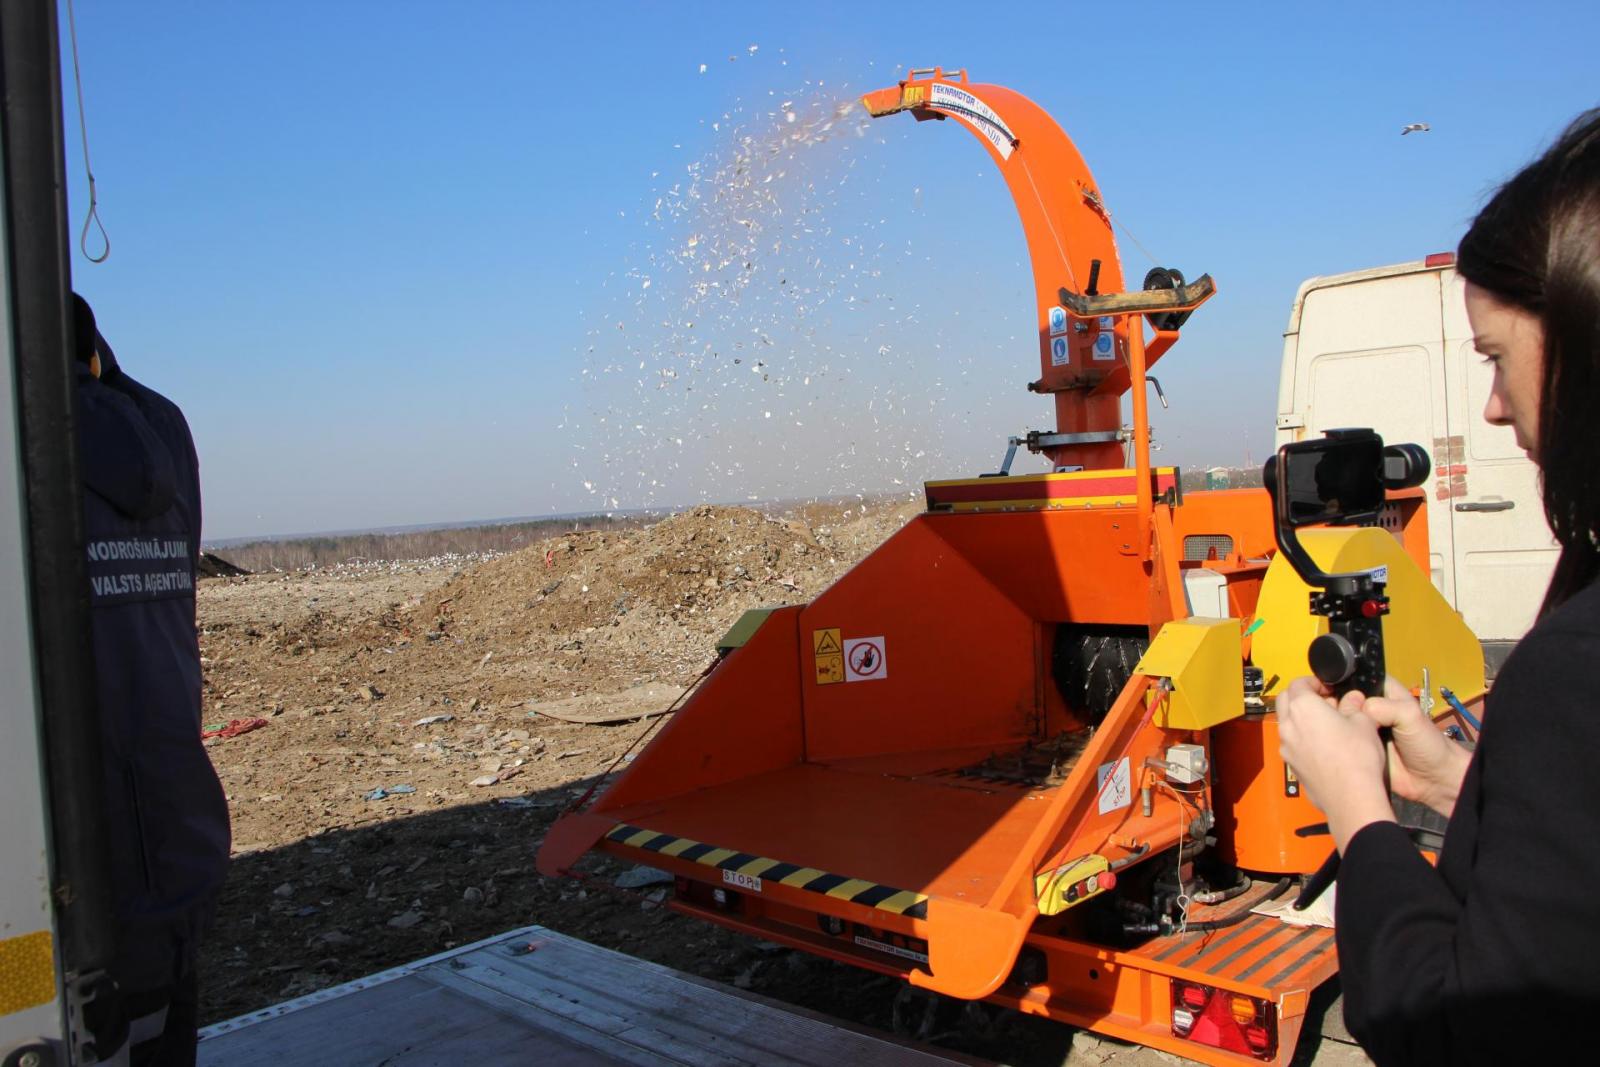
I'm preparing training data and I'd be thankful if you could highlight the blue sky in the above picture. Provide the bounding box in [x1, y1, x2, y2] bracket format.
[60, 2, 1598, 540]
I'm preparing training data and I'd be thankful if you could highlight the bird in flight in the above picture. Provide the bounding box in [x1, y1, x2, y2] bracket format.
[1401, 123, 1431, 135]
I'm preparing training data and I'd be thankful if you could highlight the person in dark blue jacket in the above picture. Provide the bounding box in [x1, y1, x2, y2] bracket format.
[74, 294, 231, 1067]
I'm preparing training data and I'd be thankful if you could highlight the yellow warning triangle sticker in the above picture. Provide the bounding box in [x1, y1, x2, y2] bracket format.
[813, 629, 842, 655]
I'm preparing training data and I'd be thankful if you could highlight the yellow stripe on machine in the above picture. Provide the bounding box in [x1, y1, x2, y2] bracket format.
[657, 837, 702, 858]
[603, 823, 931, 920]
[873, 889, 928, 915]
[824, 878, 878, 901]
[778, 866, 828, 888]
[736, 857, 781, 878]
[937, 493, 1141, 512]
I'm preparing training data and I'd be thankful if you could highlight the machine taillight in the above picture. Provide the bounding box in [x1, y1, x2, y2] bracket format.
[1170, 980, 1278, 1060]
[1424, 251, 1456, 267]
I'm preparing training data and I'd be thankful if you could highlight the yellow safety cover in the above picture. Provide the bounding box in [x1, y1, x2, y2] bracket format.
[1135, 618, 1245, 730]
[1252, 527, 1485, 702]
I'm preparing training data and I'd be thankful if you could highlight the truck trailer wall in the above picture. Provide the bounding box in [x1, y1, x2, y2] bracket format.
[1276, 261, 1556, 663]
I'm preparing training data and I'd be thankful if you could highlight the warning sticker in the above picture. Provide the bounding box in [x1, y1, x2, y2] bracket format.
[853, 935, 928, 965]
[813, 628, 844, 685]
[1096, 757, 1132, 815]
[844, 636, 887, 682]
[1092, 316, 1116, 362]
[928, 83, 1015, 160]
[1047, 306, 1068, 335]
[1050, 336, 1070, 367]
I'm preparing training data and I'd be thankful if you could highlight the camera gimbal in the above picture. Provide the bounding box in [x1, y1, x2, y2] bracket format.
[1262, 428, 1429, 908]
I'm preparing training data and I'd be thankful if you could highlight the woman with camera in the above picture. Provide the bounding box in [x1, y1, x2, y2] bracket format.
[1277, 109, 1600, 1062]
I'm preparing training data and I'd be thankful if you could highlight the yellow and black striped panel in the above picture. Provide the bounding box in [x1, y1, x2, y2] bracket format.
[606, 822, 929, 920]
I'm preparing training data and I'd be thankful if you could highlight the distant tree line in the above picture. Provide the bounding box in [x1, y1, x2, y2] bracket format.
[207, 515, 643, 573]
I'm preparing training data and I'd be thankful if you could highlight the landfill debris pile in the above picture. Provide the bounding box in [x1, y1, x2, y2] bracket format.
[196, 499, 925, 1026]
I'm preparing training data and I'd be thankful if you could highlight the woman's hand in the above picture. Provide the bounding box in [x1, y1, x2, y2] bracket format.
[1277, 677, 1396, 852]
[1359, 677, 1471, 819]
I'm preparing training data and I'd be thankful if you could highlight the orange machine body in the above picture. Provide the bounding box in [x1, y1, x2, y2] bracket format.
[539, 71, 1391, 1066]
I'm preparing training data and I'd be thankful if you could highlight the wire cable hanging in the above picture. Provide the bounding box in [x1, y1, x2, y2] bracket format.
[66, 0, 110, 263]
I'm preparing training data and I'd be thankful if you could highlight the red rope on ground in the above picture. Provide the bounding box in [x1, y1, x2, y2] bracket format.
[201, 717, 269, 740]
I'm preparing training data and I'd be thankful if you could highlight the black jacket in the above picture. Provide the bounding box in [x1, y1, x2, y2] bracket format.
[77, 339, 230, 991]
[1336, 577, 1600, 1063]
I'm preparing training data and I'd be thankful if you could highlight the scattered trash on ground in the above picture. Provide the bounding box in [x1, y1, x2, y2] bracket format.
[615, 865, 675, 890]
[201, 717, 269, 741]
[363, 784, 416, 801]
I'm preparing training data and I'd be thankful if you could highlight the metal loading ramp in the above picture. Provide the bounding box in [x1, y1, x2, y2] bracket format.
[197, 926, 986, 1066]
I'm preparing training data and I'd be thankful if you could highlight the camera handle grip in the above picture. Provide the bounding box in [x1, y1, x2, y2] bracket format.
[1294, 605, 1390, 910]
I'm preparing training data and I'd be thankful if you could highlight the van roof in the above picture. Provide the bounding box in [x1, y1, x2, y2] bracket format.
[1283, 257, 1455, 337]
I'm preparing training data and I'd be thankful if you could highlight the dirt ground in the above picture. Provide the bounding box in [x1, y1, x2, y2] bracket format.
[196, 499, 1363, 1066]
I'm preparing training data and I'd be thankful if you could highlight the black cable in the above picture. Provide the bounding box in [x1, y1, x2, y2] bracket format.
[1175, 876, 1293, 933]
[1191, 873, 1253, 906]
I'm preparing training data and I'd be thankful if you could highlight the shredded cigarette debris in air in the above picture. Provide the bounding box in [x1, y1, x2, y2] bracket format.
[569, 76, 1033, 516]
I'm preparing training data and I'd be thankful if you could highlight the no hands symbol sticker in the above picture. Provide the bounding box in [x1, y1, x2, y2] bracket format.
[844, 636, 887, 682]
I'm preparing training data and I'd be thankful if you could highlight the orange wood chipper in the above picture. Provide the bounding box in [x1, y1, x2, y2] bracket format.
[539, 69, 1486, 1064]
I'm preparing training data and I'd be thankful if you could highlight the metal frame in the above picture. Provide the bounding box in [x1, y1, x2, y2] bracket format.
[1, 0, 117, 1060]
[0, 105, 66, 1063]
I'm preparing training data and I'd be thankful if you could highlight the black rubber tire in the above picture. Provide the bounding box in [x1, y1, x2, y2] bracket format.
[1052, 624, 1151, 725]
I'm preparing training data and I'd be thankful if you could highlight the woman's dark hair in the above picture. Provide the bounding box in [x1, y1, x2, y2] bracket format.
[1457, 109, 1600, 615]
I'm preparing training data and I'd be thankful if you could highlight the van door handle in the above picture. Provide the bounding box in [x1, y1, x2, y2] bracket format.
[1455, 500, 1515, 512]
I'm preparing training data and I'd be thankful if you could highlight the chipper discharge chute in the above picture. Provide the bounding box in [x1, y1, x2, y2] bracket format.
[539, 69, 1485, 1065]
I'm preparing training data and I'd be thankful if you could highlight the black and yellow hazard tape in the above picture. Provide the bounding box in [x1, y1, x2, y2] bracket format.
[606, 822, 930, 920]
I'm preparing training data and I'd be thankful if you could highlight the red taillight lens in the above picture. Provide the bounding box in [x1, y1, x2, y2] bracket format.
[1171, 980, 1278, 1061]
[1425, 251, 1456, 267]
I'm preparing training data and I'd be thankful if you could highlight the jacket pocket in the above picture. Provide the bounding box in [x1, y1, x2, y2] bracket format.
[125, 767, 157, 894]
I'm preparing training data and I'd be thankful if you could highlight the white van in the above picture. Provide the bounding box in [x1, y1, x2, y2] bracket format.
[1274, 256, 1557, 672]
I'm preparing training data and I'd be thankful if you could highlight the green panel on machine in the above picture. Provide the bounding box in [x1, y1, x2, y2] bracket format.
[718, 608, 779, 652]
